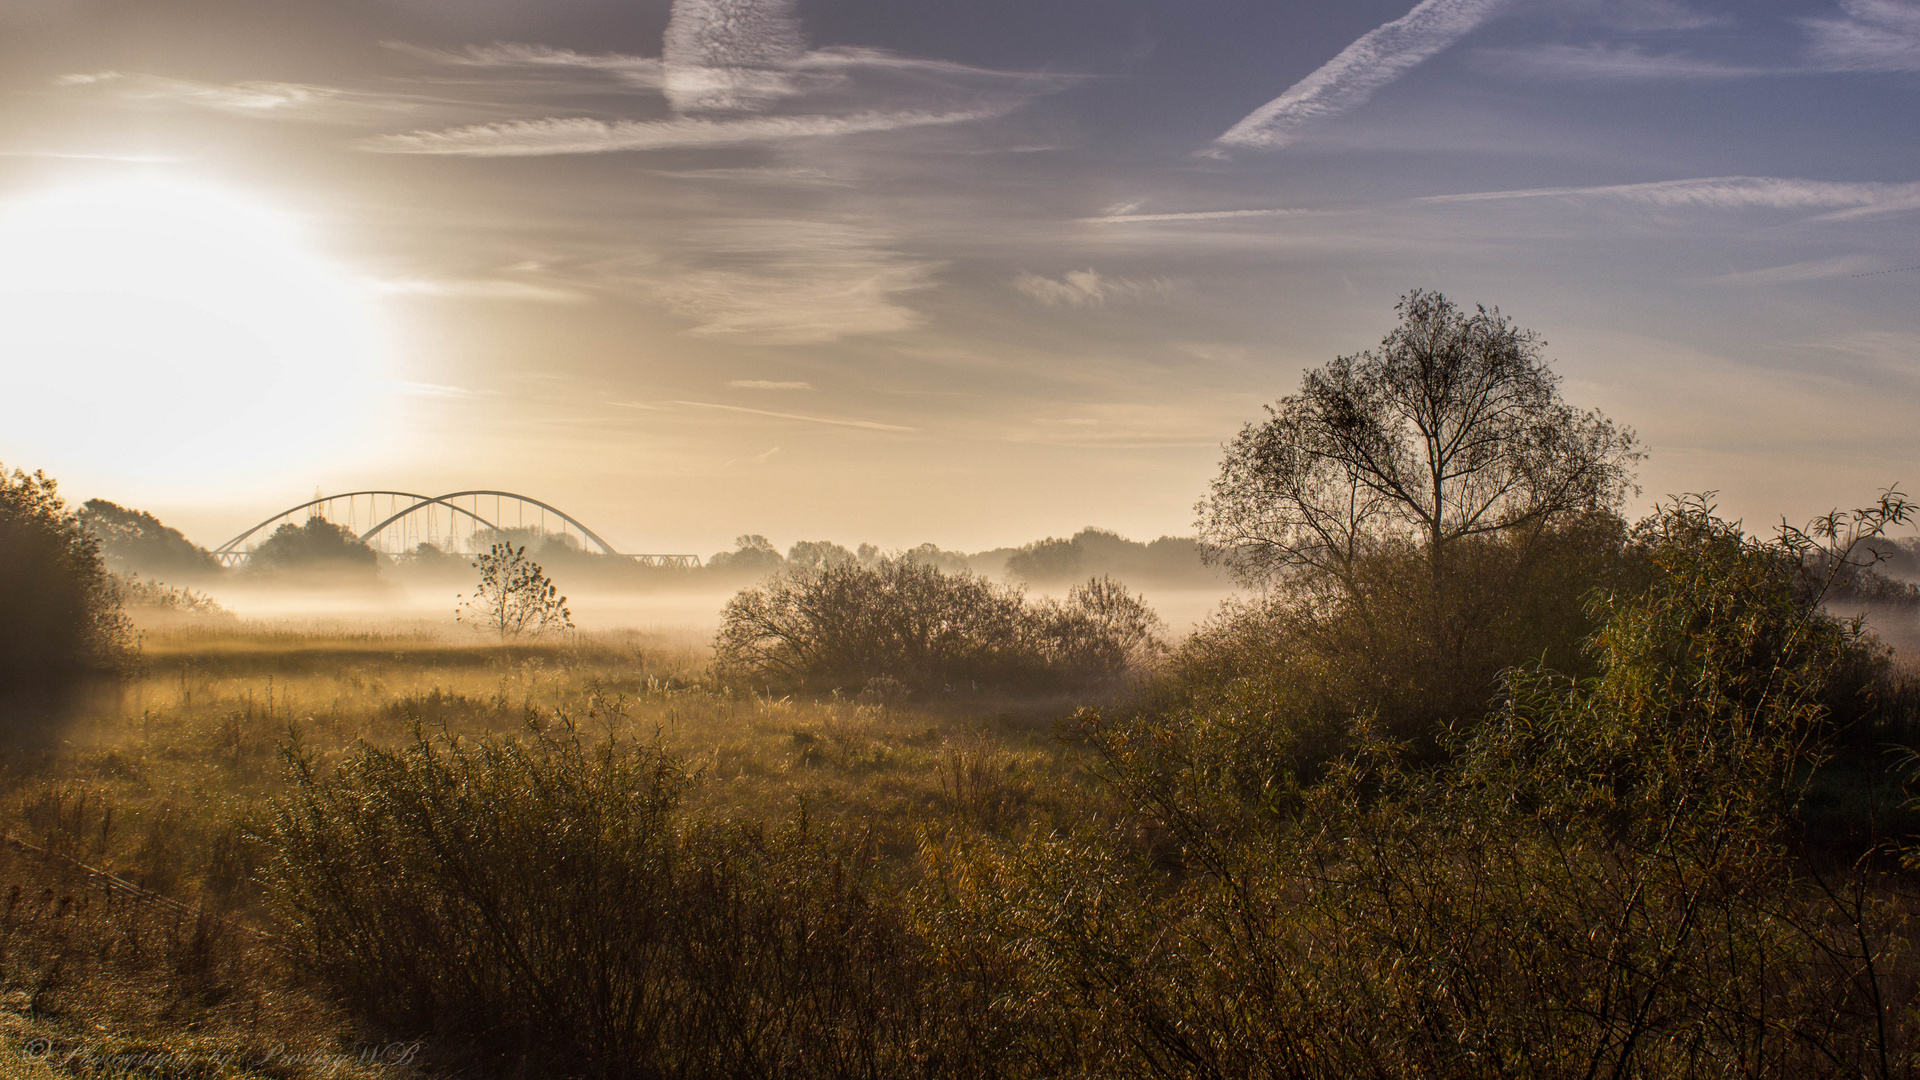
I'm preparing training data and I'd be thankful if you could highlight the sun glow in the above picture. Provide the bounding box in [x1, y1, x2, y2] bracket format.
[0, 173, 389, 487]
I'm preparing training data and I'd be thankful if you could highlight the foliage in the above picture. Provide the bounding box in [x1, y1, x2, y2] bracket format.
[80, 499, 222, 578]
[247, 515, 378, 573]
[1006, 527, 1222, 587]
[0, 465, 132, 693]
[1188, 292, 1644, 746]
[1198, 289, 1639, 588]
[997, 493, 1920, 1078]
[707, 533, 786, 577]
[786, 538, 859, 570]
[115, 572, 233, 619]
[714, 559, 1164, 696]
[261, 718, 969, 1079]
[458, 542, 574, 638]
[1163, 511, 1645, 757]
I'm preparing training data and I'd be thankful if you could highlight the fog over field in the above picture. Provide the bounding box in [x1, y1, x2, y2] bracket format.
[4, 0, 1920, 1075]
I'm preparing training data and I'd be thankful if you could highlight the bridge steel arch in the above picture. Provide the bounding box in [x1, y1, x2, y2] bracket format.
[213, 491, 500, 564]
[214, 489, 699, 567]
[358, 491, 620, 556]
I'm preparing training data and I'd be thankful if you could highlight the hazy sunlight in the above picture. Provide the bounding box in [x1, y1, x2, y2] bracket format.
[0, 173, 387, 483]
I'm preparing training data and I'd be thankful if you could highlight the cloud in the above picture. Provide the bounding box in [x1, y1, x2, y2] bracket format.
[54, 71, 383, 117]
[390, 380, 487, 399]
[1014, 269, 1171, 307]
[1079, 207, 1302, 224]
[1805, 0, 1920, 72]
[367, 4, 1071, 155]
[364, 107, 1010, 155]
[383, 41, 665, 87]
[1422, 175, 1920, 215]
[1213, 0, 1513, 151]
[663, 0, 806, 112]
[631, 220, 939, 343]
[669, 400, 915, 431]
[369, 275, 590, 302]
[1478, 43, 1769, 80]
[1543, 0, 1730, 31]
[1709, 254, 1885, 286]
[728, 380, 815, 390]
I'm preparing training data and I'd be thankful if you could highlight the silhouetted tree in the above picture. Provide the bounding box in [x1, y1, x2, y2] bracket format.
[786, 540, 857, 570]
[80, 499, 221, 579]
[0, 466, 131, 694]
[708, 534, 785, 577]
[1191, 291, 1643, 747]
[1006, 527, 1222, 586]
[459, 542, 573, 638]
[1198, 289, 1639, 589]
[248, 516, 379, 574]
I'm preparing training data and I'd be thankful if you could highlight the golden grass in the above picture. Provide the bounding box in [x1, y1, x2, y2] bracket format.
[0, 618, 1095, 1076]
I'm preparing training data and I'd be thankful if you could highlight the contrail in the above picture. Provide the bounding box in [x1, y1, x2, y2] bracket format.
[1213, 0, 1511, 152]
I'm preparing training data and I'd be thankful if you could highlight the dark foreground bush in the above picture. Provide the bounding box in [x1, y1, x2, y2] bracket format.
[713, 557, 1164, 696]
[261, 716, 981, 1079]
[0, 466, 130, 696]
[955, 495, 1920, 1078]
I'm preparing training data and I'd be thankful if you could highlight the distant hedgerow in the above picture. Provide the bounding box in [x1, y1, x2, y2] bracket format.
[713, 558, 1164, 697]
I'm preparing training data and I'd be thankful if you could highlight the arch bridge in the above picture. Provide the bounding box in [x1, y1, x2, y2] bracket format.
[213, 490, 701, 568]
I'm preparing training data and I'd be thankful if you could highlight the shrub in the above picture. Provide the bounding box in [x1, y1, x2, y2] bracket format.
[260, 718, 964, 1078]
[1010, 495, 1919, 1078]
[713, 558, 1163, 696]
[0, 466, 131, 695]
[116, 573, 233, 620]
[1153, 511, 1645, 777]
[457, 542, 573, 637]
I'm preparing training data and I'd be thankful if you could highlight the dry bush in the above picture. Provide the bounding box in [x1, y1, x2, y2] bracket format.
[933, 495, 1920, 1078]
[713, 558, 1162, 698]
[259, 715, 997, 1079]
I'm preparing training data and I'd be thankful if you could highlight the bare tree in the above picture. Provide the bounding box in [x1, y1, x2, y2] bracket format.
[1198, 290, 1640, 588]
[459, 542, 574, 638]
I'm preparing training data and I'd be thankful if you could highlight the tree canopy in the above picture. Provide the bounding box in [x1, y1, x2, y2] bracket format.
[81, 498, 221, 579]
[1198, 290, 1639, 588]
[0, 466, 130, 693]
[249, 516, 379, 573]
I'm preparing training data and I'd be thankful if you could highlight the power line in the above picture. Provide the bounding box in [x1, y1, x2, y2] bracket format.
[1852, 264, 1920, 278]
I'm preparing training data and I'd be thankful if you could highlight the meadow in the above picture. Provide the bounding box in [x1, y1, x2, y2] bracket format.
[0, 617, 1108, 1079]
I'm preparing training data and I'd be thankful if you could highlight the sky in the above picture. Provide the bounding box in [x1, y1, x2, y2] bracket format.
[0, 0, 1916, 558]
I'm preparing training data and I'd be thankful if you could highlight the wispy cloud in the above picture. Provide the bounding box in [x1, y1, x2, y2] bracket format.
[1710, 254, 1885, 286]
[728, 379, 815, 390]
[390, 380, 487, 399]
[383, 41, 666, 87]
[366, 0, 1070, 157]
[1544, 0, 1730, 31]
[631, 220, 939, 343]
[1423, 175, 1920, 215]
[1805, 0, 1920, 72]
[669, 400, 915, 431]
[368, 276, 590, 302]
[365, 107, 1009, 156]
[1079, 207, 1303, 224]
[54, 71, 395, 118]
[1213, 0, 1512, 151]
[1014, 269, 1171, 307]
[1478, 43, 1770, 80]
